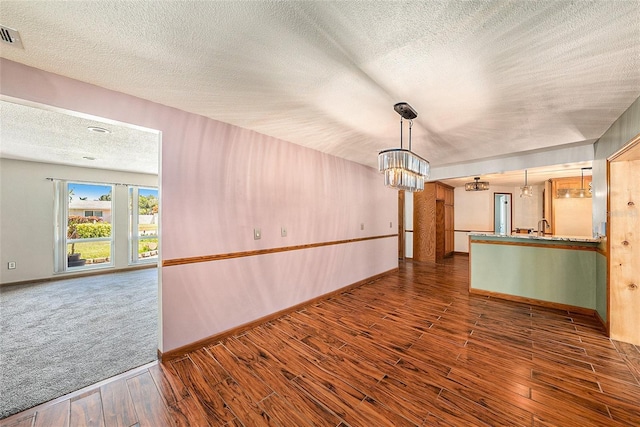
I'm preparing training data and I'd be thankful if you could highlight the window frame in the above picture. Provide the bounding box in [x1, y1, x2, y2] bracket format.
[128, 186, 159, 265]
[54, 180, 115, 273]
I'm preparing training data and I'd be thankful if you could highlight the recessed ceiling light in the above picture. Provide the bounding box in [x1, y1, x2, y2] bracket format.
[83, 156, 96, 160]
[87, 126, 110, 134]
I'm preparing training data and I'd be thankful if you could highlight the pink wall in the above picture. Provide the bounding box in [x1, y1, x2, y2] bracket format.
[1, 59, 398, 351]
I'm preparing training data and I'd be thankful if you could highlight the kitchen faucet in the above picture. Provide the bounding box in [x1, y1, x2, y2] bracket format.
[537, 219, 550, 236]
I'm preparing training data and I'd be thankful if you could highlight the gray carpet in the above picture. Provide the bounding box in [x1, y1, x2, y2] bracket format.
[0, 268, 158, 419]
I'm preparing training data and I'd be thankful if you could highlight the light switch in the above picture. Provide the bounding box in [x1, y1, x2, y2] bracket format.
[281, 227, 287, 237]
[361, 223, 364, 230]
[390, 221, 393, 228]
[254, 228, 261, 240]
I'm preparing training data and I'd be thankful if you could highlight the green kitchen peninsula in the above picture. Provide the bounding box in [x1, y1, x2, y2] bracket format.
[469, 233, 602, 313]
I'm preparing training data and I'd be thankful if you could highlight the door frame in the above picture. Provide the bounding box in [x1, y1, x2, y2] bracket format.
[493, 192, 513, 235]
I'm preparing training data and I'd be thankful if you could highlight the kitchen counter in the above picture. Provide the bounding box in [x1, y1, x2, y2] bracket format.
[469, 232, 601, 243]
[468, 233, 604, 313]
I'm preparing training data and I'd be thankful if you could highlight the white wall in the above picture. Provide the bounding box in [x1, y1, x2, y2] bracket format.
[513, 185, 544, 230]
[404, 192, 413, 258]
[553, 197, 592, 236]
[453, 184, 544, 252]
[0, 159, 158, 283]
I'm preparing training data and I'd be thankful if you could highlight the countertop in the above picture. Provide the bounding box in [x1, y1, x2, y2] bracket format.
[469, 232, 601, 243]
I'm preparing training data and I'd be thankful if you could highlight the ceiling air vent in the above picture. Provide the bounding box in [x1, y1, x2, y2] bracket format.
[0, 25, 24, 49]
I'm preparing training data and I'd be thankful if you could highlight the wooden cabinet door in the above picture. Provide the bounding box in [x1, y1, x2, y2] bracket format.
[435, 200, 445, 261]
[445, 204, 454, 256]
[444, 187, 454, 205]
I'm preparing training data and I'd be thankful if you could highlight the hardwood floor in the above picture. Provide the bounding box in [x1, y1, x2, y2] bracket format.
[3, 256, 640, 426]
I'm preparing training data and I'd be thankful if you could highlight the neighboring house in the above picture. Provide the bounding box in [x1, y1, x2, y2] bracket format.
[69, 200, 112, 223]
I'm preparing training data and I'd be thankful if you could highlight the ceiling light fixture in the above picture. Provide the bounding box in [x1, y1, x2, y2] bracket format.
[520, 169, 533, 197]
[556, 167, 592, 198]
[87, 126, 111, 134]
[465, 177, 490, 191]
[378, 102, 430, 192]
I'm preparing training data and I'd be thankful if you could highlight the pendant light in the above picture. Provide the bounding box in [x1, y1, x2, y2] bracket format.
[378, 102, 430, 192]
[520, 170, 533, 197]
[556, 167, 592, 198]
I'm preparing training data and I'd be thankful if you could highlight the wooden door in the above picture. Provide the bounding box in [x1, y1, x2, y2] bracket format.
[413, 184, 436, 262]
[609, 149, 640, 345]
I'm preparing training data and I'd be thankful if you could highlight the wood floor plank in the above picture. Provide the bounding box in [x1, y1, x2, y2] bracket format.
[70, 391, 105, 427]
[148, 362, 189, 408]
[423, 412, 459, 426]
[425, 393, 492, 427]
[214, 378, 275, 427]
[529, 386, 621, 426]
[206, 344, 273, 402]
[596, 373, 640, 405]
[368, 375, 438, 424]
[234, 335, 342, 426]
[612, 339, 640, 358]
[292, 310, 359, 344]
[249, 324, 329, 375]
[100, 378, 138, 427]
[257, 393, 313, 427]
[188, 349, 230, 385]
[33, 400, 69, 427]
[170, 356, 235, 424]
[441, 376, 533, 426]
[167, 395, 212, 427]
[278, 314, 346, 351]
[355, 396, 419, 427]
[447, 367, 531, 400]
[590, 358, 639, 384]
[126, 372, 173, 427]
[292, 373, 390, 427]
[437, 389, 526, 427]
[0, 415, 35, 427]
[609, 406, 640, 425]
[531, 369, 601, 394]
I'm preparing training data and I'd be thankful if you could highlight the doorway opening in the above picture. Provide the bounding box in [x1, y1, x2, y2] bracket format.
[494, 193, 512, 235]
[0, 97, 162, 418]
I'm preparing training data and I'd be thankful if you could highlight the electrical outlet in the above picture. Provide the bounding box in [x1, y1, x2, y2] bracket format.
[254, 228, 261, 240]
[390, 221, 393, 228]
[8, 261, 16, 270]
[281, 227, 287, 237]
[360, 223, 364, 230]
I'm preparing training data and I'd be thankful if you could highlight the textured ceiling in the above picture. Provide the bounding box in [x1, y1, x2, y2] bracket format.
[0, 1, 639, 174]
[0, 100, 160, 175]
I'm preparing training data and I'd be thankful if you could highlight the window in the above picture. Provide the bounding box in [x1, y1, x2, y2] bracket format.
[129, 186, 159, 264]
[55, 181, 114, 272]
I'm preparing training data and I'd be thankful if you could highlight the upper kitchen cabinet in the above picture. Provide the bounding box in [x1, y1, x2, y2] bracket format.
[414, 182, 454, 262]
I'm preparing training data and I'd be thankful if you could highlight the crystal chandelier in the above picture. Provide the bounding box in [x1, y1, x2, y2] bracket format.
[465, 177, 490, 191]
[520, 170, 533, 197]
[378, 102, 430, 192]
